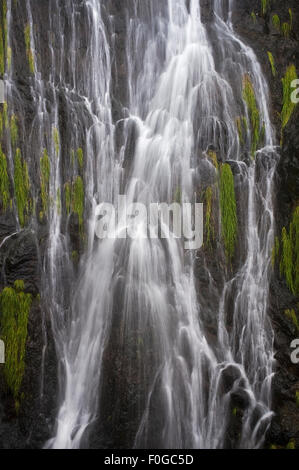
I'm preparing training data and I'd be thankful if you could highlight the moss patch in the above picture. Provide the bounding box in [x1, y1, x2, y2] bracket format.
[14, 148, 31, 227]
[236, 116, 248, 146]
[271, 236, 280, 267]
[73, 176, 84, 233]
[0, 24, 4, 76]
[207, 150, 218, 169]
[242, 75, 261, 156]
[53, 128, 60, 156]
[0, 281, 32, 402]
[286, 439, 296, 450]
[24, 24, 34, 74]
[261, 0, 270, 16]
[40, 149, 50, 215]
[275, 207, 299, 295]
[219, 164, 238, 262]
[281, 65, 298, 131]
[3, 101, 8, 129]
[56, 187, 61, 215]
[272, 14, 281, 32]
[64, 182, 71, 215]
[77, 148, 84, 170]
[267, 52, 276, 77]
[290, 206, 299, 295]
[284, 309, 299, 332]
[0, 145, 10, 212]
[64, 177, 85, 235]
[280, 227, 294, 292]
[10, 114, 18, 148]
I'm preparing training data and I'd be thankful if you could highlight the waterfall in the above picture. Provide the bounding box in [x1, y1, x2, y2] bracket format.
[2, 0, 279, 449]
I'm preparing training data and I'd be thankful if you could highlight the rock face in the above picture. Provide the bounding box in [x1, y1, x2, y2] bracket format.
[0, 0, 298, 449]
[230, 0, 299, 448]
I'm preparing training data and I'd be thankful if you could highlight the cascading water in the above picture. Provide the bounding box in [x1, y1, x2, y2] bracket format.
[2, 0, 279, 449]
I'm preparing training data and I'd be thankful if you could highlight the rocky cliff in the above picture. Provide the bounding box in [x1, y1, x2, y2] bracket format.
[0, 0, 298, 449]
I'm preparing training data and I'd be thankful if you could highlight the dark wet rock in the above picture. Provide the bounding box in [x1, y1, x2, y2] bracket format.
[230, 0, 299, 448]
[194, 159, 217, 190]
[231, 389, 251, 411]
[0, 0, 298, 450]
[0, 230, 57, 449]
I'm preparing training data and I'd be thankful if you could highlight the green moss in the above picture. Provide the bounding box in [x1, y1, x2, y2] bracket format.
[7, 46, 11, 71]
[236, 116, 248, 146]
[276, 207, 299, 295]
[280, 227, 294, 292]
[0, 24, 4, 76]
[0, 281, 32, 402]
[272, 14, 281, 32]
[207, 150, 218, 169]
[174, 187, 181, 204]
[14, 280, 25, 292]
[56, 187, 61, 214]
[77, 148, 84, 170]
[242, 75, 261, 156]
[267, 51, 276, 77]
[284, 309, 299, 332]
[282, 22, 291, 39]
[64, 182, 72, 215]
[286, 439, 295, 450]
[53, 128, 60, 156]
[261, 0, 270, 16]
[73, 176, 84, 232]
[64, 177, 85, 234]
[0, 113, 3, 139]
[251, 12, 257, 23]
[219, 164, 238, 262]
[290, 206, 299, 295]
[271, 236, 280, 267]
[10, 114, 18, 148]
[236, 117, 244, 145]
[296, 390, 299, 408]
[14, 148, 31, 227]
[71, 149, 75, 166]
[24, 24, 34, 74]
[281, 65, 298, 132]
[0, 145, 10, 212]
[3, 101, 8, 129]
[40, 149, 50, 214]
[205, 186, 214, 248]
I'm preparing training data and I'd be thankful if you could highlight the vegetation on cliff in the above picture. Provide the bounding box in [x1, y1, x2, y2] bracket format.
[281, 64, 298, 131]
[14, 148, 31, 227]
[274, 206, 299, 296]
[219, 164, 238, 262]
[0, 281, 32, 405]
[24, 23, 34, 74]
[40, 149, 50, 215]
[0, 145, 10, 211]
[242, 75, 261, 156]
[64, 176, 85, 234]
